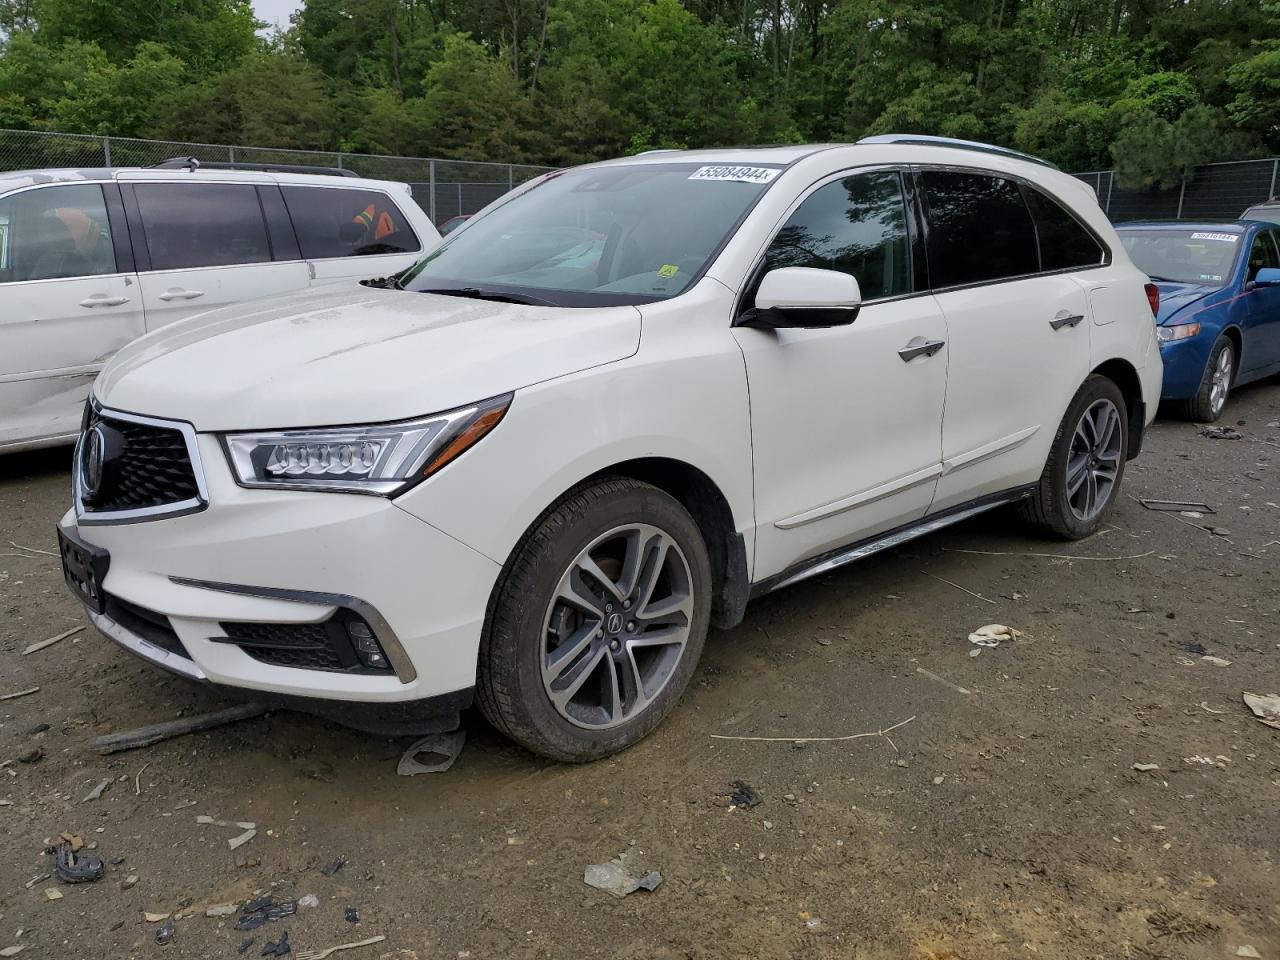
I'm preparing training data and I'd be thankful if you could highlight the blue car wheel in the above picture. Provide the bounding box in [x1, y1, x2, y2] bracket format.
[1174, 335, 1234, 422]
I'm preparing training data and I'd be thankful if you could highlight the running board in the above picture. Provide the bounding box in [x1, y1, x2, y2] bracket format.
[751, 486, 1036, 597]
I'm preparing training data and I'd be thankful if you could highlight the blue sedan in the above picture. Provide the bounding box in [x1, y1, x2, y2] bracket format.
[1116, 220, 1280, 421]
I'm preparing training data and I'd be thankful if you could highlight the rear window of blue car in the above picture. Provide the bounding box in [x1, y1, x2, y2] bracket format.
[1117, 229, 1241, 286]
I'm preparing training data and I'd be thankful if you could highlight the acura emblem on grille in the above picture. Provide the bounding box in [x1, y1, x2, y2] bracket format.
[81, 425, 106, 501]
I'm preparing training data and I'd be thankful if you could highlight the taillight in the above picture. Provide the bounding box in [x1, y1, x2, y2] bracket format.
[1144, 282, 1159, 317]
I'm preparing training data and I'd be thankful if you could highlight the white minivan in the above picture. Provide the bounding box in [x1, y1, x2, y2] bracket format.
[59, 137, 1162, 761]
[0, 161, 438, 451]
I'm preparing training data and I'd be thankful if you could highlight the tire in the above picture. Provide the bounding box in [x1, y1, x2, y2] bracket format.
[1020, 375, 1129, 540]
[477, 477, 712, 762]
[1172, 335, 1234, 423]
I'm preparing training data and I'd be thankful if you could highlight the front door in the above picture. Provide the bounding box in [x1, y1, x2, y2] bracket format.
[1242, 229, 1280, 373]
[733, 169, 949, 581]
[0, 183, 145, 448]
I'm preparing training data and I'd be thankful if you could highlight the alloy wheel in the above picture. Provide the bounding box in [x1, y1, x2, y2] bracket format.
[1209, 344, 1233, 418]
[540, 523, 694, 730]
[1066, 398, 1123, 522]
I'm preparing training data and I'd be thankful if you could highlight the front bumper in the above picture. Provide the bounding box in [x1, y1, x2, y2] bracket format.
[63, 433, 502, 715]
[1158, 334, 1213, 400]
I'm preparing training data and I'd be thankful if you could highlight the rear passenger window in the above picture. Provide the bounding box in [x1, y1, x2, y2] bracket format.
[280, 187, 420, 260]
[135, 183, 272, 270]
[762, 170, 911, 300]
[1024, 187, 1105, 271]
[922, 171, 1037, 287]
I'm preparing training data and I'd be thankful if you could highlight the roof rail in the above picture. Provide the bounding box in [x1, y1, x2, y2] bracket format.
[147, 156, 359, 178]
[856, 135, 1059, 170]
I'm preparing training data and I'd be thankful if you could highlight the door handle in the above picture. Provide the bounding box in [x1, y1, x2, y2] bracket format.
[157, 288, 205, 301]
[1049, 310, 1085, 330]
[78, 294, 130, 308]
[898, 337, 946, 362]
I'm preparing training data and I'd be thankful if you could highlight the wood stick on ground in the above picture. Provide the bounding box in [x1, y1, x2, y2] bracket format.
[135, 761, 150, 796]
[86, 703, 269, 756]
[925, 572, 997, 604]
[22, 626, 84, 655]
[0, 687, 39, 701]
[941, 547, 1155, 562]
[8, 540, 57, 557]
[710, 714, 916, 744]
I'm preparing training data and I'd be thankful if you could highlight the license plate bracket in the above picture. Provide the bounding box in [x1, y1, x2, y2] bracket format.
[57, 525, 110, 615]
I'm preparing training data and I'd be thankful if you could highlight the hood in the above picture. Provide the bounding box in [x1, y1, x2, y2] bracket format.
[1153, 281, 1218, 325]
[96, 285, 641, 431]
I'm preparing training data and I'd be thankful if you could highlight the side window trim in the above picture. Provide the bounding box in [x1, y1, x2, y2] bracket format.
[101, 182, 134, 275]
[914, 163, 1113, 294]
[257, 185, 302, 263]
[119, 184, 151, 273]
[734, 164, 919, 322]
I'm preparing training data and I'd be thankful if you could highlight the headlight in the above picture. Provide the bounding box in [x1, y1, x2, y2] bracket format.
[223, 393, 511, 495]
[1156, 322, 1201, 342]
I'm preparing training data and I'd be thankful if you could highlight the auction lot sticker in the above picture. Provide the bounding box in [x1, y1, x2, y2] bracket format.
[1189, 232, 1238, 243]
[688, 165, 780, 184]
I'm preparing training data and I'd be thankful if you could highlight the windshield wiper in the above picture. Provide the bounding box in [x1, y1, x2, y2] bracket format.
[1145, 275, 1180, 283]
[360, 274, 402, 290]
[417, 286, 556, 307]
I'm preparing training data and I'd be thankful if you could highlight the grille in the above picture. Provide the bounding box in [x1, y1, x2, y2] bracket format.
[104, 594, 191, 660]
[83, 412, 200, 513]
[219, 620, 357, 672]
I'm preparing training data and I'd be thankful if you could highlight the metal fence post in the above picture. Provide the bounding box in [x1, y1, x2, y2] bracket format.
[508, 164, 514, 191]
[1105, 171, 1114, 214]
[229, 146, 236, 163]
[337, 153, 344, 170]
[1271, 159, 1278, 200]
[1176, 179, 1186, 219]
[102, 136, 111, 167]
[428, 159, 436, 224]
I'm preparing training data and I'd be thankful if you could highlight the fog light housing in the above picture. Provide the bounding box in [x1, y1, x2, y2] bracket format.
[346, 621, 389, 670]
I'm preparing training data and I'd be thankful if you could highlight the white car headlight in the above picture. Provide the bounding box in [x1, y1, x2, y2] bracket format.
[223, 394, 511, 495]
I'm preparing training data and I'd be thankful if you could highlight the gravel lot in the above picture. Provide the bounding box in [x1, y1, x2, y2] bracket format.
[1, 380, 1277, 960]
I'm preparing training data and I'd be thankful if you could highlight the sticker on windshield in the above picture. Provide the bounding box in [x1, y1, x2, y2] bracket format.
[688, 165, 780, 184]
[657, 264, 680, 278]
[1189, 232, 1238, 243]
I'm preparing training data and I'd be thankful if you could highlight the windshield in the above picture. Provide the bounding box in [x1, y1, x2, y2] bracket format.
[1118, 229, 1241, 286]
[399, 162, 782, 307]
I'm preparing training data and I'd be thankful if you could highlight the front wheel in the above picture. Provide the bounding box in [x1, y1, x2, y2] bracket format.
[1174, 335, 1234, 423]
[477, 478, 712, 762]
[1021, 375, 1128, 540]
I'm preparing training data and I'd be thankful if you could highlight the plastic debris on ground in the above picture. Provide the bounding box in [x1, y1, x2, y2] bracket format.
[1132, 763, 1160, 772]
[1200, 655, 1232, 667]
[53, 842, 103, 883]
[155, 920, 175, 946]
[1139, 498, 1215, 514]
[298, 894, 319, 909]
[81, 779, 110, 803]
[321, 857, 346, 877]
[396, 730, 466, 776]
[238, 939, 255, 955]
[294, 934, 387, 959]
[1235, 946, 1262, 958]
[0, 945, 24, 957]
[261, 930, 291, 957]
[968, 624, 1020, 648]
[1243, 692, 1280, 729]
[728, 780, 763, 808]
[344, 907, 359, 924]
[236, 895, 296, 931]
[1201, 426, 1243, 440]
[583, 858, 662, 898]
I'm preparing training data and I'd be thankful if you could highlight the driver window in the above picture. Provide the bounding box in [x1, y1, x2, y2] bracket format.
[1246, 231, 1279, 280]
[0, 184, 117, 284]
[762, 170, 911, 300]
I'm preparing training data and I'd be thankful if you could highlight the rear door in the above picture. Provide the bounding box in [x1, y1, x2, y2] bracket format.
[1242, 229, 1280, 373]
[923, 169, 1096, 512]
[0, 182, 144, 448]
[278, 184, 424, 284]
[123, 179, 310, 330]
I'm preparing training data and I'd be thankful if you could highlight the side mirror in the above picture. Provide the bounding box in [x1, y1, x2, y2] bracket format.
[1251, 266, 1280, 289]
[740, 267, 861, 329]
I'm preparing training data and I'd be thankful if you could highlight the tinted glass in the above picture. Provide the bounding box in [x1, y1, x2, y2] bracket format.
[762, 170, 911, 300]
[922, 171, 1037, 287]
[0, 184, 116, 283]
[280, 186, 419, 259]
[400, 163, 778, 306]
[1117, 229, 1240, 286]
[1243, 205, 1280, 226]
[1246, 230, 1280, 279]
[135, 183, 271, 270]
[1024, 187, 1105, 271]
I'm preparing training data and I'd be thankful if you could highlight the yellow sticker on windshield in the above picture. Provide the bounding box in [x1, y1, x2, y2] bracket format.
[658, 264, 679, 278]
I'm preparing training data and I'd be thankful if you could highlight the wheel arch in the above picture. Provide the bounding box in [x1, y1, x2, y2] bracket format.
[583, 457, 750, 631]
[1090, 357, 1145, 460]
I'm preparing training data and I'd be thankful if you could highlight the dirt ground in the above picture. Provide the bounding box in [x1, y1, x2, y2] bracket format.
[1, 382, 1278, 960]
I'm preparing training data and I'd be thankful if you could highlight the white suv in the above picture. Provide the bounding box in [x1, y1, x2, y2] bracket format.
[58, 137, 1161, 761]
[0, 161, 438, 451]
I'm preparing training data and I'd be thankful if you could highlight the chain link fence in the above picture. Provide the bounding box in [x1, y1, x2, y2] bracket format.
[1074, 158, 1279, 222]
[0, 128, 553, 227]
